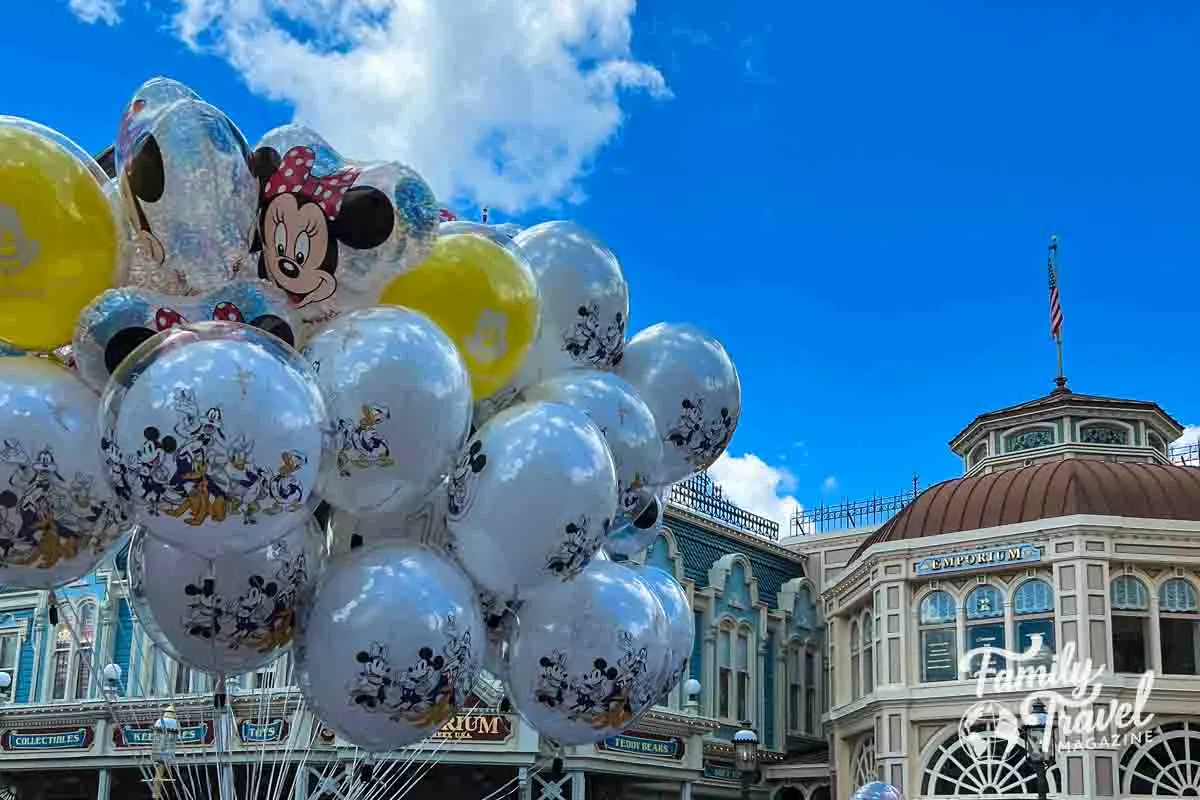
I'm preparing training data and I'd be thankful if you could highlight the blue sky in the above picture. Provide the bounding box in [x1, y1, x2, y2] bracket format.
[7, 0, 1200, 530]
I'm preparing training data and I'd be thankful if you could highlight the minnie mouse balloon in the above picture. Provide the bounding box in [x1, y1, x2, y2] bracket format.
[617, 323, 741, 485]
[445, 401, 618, 600]
[250, 125, 439, 331]
[507, 559, 669, 746]
[114, 77, 259, 295]
[295, 541, 483, 752]
[0, 358, 130, 589]
[99, 322, 329, 558]
[522, 371, 661, 527]
[303, 306, 471, 514]
[128, 519, 326, 674]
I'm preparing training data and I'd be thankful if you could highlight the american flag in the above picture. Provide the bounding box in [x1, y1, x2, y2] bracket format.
[1048, 242, 1064, 340]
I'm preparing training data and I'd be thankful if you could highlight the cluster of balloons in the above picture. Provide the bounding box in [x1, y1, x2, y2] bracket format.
[0, 76, 742, 753]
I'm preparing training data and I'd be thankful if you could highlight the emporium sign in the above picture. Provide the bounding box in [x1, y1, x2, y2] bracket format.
[2, 726, 94, 752]
[596, 732, 685, 760]
[431, 712, 512, 742]
[114, 721, 214, 748]
[913, 544, 1041, 576]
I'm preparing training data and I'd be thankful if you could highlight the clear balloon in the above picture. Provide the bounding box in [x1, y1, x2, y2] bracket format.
[851, 783, 904, 800]
[379, 233, 541, 401]
[617, 323, 741, 484]
[303, 306, 472, 514]
[327, 483, 453, 558]
[477, 589, 519, 682]
[0, 357, 130, 589]
[128, 519, 326, 674]
[294, 542, 483, 752]
[604, 492, 663, 557]
[626, 563, 693, 702]
[114, 77, 259, 295]
[507, 559, 669, 745]
[99, 322, 330, 558]
[73, 278, 300, 392]
[251, 125, 439, 332]
[0, 118, 122, 350]
[522, 370, 661, 525]
[445, 401, 617, 599]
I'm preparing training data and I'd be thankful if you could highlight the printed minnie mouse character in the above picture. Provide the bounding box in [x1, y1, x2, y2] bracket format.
[447, 440, 487, 519]
[250, 146, 394, 310]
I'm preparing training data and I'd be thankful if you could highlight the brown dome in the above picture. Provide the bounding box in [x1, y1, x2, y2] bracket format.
[851, 460, 1200, 563]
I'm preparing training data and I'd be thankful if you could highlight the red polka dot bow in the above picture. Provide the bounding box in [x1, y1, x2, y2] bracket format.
[264, 146, 363, 220]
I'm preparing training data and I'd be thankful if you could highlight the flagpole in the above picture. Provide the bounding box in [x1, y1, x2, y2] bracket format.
[1050, 234, 1068, 392]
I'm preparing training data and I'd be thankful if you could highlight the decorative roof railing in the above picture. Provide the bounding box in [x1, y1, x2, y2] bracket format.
[791, 476, 923, 536]
[1170, 441, 1200, 466]
[665, 472, 780, 541]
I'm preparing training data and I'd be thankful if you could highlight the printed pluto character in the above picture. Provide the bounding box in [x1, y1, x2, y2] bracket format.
[544, 515, 606, 580]
[532, 631, 653, 729]
[335, 404, 394, 477]
[562, 304, 625, 368]
[664, 396, 737, 466]
[447, 440, 487, 519]
[348, 616, 473, 726]
[104, 387, 309, 527]
[181, 549, 308, 652]
[0, 440, 119, 569]
[249, 146, 395, 312]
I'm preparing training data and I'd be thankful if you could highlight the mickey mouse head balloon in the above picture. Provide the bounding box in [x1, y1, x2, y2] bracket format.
[114, 77, 259, 295]
[251, 125, 440, 332]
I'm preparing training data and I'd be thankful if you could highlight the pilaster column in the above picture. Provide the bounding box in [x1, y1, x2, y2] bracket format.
[97, 768, 111, 800]
[680, 781, 693, 800]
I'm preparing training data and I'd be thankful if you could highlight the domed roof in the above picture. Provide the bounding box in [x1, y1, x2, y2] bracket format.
[851, 460, 1200, 563]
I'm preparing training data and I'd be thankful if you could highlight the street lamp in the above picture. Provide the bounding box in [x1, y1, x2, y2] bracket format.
[733, 727, 759, 800]
[148, 704, 180, 800]
[1020, 698, 1056, 800]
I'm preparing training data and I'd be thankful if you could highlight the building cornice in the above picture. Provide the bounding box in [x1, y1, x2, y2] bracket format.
[664, 505, 806, 565]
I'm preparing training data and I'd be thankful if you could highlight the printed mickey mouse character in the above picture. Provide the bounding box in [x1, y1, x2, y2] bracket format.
[447, 439, 487, 519]
[250, 146, 395, 310]
[137, 426, 177, 514]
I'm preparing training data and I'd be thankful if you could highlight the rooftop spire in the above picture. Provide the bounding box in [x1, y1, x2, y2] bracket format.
[1048, 234, 1069, 394]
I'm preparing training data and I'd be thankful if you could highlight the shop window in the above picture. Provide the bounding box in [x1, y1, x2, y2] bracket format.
[804, 650, 817, 733]
[1159, 578, 1200, 676]
[51, 625, 71, 700]
[919, 591, 958, 683]
[1013, 579, 1055, 666]
[965, 585, 1005, 676]
[73, 603, 96, 700]
[787, 644, 802, 733]
[1111, 576, 1150, 674]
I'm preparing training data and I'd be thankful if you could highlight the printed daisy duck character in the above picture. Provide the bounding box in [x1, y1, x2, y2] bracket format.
[250, 146, 395, 311]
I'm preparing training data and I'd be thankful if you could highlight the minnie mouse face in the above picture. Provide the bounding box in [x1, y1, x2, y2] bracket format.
[251, 146, 394, 309]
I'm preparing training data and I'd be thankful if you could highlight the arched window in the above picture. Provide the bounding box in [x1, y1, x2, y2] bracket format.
[734, 626, 752, 723]
[849, 620, 861, 700]
[717, 624, 732, 719]
[1159, 578, 1200, 675]
[804, 649, 817, 733]
[965, 585, 1005, 676]
[1111, 576, 1151, 674]
[1005, 427, 1055, 453]
[1148, 431, 1167, 455]
[862, 613, 874, 695]
[852, 735, 877, 788]
[72, 603, 96, 700]
[1080, 423, 1129, 445]
[787, 641, 802, 733]
[969, 442, 988, 468]
[50, 624, 71, 701]
[919, 591, 957, 683]
[174, 661, 193, 695]
[1013, 579, 1055, 665]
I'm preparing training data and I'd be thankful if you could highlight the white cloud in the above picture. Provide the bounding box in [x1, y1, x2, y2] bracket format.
[708, 452, 802, 538]
[162, 0, 669, 212]
[1174, 426, 1200, 465]
[69, 0, 123, 25]
[821, 475, 837, 493]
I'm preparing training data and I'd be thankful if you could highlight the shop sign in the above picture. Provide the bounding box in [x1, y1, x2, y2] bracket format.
[113, 721, 213, 748]
[431, 712, 512, 742]
[2, 726, 94, 752]
[596, 732, 684, 760]
[914, 544, 1040, 576]
[239, 719, 288, 744]
[703, 762, 740, 782]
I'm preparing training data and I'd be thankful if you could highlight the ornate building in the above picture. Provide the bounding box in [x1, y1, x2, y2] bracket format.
[788, 383, 1200, 800]
[0, 474, 818, 800]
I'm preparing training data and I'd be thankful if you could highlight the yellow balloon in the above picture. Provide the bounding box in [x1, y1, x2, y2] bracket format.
[379, 233, 540, 400]
[0, 123, 119, 350]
